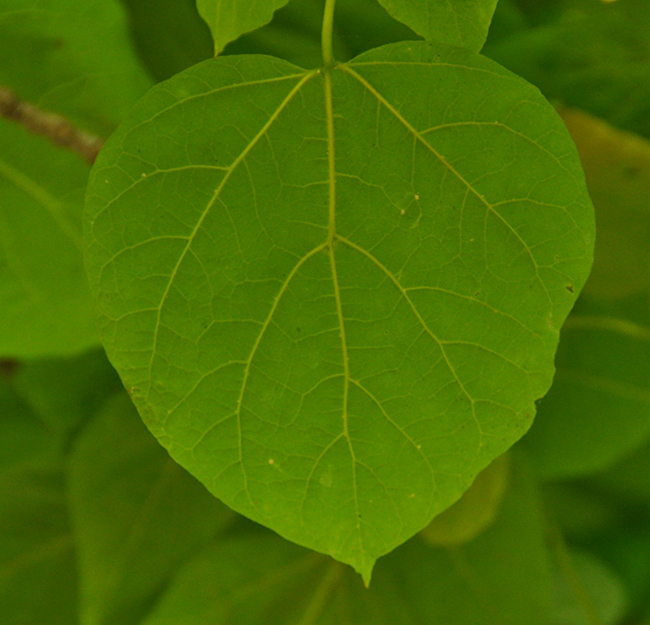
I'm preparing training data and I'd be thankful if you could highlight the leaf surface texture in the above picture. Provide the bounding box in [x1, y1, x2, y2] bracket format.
[85, 41, 594, 577]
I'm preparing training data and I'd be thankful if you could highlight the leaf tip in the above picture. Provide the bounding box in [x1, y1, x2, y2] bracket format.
[359, 561, 375, 588]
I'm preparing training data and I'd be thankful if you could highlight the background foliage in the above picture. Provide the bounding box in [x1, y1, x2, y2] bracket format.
[1, 0, 649, 623]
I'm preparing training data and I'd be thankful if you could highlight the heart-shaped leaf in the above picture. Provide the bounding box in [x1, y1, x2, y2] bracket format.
[85, 41, 594, 580]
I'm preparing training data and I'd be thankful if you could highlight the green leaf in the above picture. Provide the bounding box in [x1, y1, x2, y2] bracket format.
[0, 0, 152, 358]
[0, 373, 76, 622]
[521, 111, 650, 479]
[483, 1, 650, 139]
[0, 462, 78, 625]
[68, 392, 235, 625]
[550, 549, 628, 625]
[0, 121, 98, 358]
[196, 0, 292, 55]
[376, 0, 499, 52]
[85, 41, 594, 579]
[141, 453, 553, 624]
[0, 0, 152, 136]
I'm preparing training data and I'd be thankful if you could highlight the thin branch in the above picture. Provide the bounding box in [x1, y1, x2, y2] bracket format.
[0, 85, 105, 165]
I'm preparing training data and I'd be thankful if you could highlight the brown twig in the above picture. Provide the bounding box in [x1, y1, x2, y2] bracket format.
[0, 85, 105, 165]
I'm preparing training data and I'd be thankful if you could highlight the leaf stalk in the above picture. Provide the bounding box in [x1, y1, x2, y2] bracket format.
[321, 0, 336, 68]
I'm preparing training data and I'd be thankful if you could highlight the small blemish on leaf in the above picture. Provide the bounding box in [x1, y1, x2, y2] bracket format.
[400, 209, 406, 215]
[268, 458, 274, 465]
[319, 472, 333, 488]
[565, 284, 575, 293]
[414, 194, 420, 200]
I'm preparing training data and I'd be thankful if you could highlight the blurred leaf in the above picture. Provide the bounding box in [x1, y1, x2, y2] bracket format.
[119, 0, 213, 82]
[550, 548, 628, 625]
[521, 111, 650, 479]
[0, 120, 98, 358]
[0, 0, 152, 136]
[68, 392, 235, 625]
[85, 41, 593, 580]
[11, 348, 122, 435]
[0, 462, 77, 625]
[0, 0, 152, 358]
[376, 0, 498, 52]
[196, 0, 291, 55]
[420, 452, 510, 546]
[589, 525, 650, 619]
[0, 364, 76, 622]
[483, 0, 650, 138]
[142, 453, 553, 624]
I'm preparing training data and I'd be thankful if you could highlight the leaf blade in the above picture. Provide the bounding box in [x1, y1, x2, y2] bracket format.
[85, 42, 594, 576]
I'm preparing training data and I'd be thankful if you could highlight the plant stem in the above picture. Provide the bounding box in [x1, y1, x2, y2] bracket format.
[321, 0, 336, 68]
[0, 85, 104, 165]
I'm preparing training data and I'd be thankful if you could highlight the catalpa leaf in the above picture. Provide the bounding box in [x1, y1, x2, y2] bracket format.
[85, 41, 594, 580]
[376, 0, 499, 52]
[197, 0, 291, 55]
